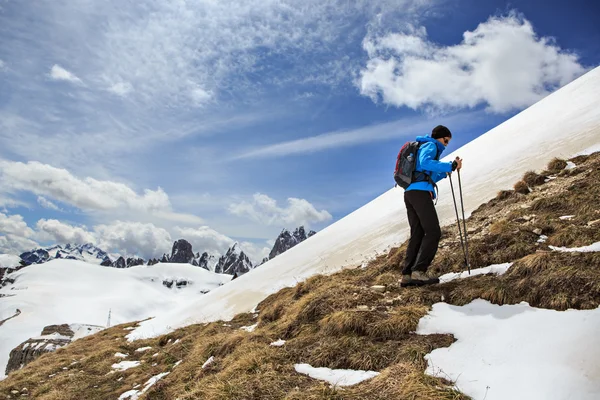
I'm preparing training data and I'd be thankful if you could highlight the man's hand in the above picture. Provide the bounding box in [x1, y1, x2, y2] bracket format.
[455, 156, 463, 170]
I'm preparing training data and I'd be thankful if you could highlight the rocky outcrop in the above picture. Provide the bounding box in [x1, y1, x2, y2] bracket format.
[169, 239, 195, 264]
[100, 256, 112, 267]
[197, 252, 216, 271]
[147, 258, 159, 266]
[126, 257, 144, 267]
[267, 226, 316, 260]
[19, 249, 50, 265]
[112, 256, 126, 269]
[214, 244, 253, 276]
[5, 324, 74, 375]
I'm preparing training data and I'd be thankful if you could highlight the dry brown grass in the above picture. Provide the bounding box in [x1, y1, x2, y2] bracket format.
[522, 170, 547, 187]
[546, 157, 568, 173]
[2, 151, 599, 400]
[513, 180, 530, 194]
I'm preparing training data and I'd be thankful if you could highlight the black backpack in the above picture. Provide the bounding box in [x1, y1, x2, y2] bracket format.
[394, 141, 421, 189]
[394, 141, 440, 189]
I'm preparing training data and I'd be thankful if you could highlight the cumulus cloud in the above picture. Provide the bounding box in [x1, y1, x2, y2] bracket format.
[0, 212, 38, 253]
[173, 226, 234, 257]
[0, 160, 202, 224]
[0, 212, 35, 238]
[94, 221, 173, 260]
[49, 64, 82, 84]
[358, 13, 586, 113]
[37, 196, 60, 211]
[35, 219, 95, 245]
[228, 193, 332, 228]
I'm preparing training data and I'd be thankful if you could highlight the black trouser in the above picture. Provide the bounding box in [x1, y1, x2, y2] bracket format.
[403, 190, 442, 274]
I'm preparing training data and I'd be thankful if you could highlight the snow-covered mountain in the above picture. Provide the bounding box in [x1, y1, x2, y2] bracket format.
[0, 260, 232, 378]
[20, 243, 111, 266]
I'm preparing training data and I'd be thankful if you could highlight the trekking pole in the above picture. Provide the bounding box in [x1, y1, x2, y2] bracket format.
[449, 173, 469, 273]
[457, 170, 470, 274]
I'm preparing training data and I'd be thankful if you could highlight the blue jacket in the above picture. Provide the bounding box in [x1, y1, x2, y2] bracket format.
[405, 135, 453, 198]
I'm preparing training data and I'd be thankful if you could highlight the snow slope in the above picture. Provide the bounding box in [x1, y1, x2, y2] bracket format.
[417, 300, 600, 400]
[130, 66, 600, 341]
[0, 260, 231, 378]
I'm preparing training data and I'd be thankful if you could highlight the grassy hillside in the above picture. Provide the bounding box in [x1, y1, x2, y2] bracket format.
[1, 151, 599, 400]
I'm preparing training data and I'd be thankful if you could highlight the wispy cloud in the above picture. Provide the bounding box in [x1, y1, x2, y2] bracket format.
[49, 64, 82, 84]
[233, 112, 484, 160]
[37, 196, 61, 211]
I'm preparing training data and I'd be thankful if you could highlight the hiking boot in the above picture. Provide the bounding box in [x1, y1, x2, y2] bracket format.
[399, 274, 414, 287]
[411, 271, 440, 286]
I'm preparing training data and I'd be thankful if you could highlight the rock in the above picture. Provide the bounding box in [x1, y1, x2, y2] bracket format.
[112, 256, 126, 269]
[160, 254, 169, 263]
[587, 219, 600, 227]
[370, 285, 386, 293]
[197, 252, 216, 270]
[169, 239, 195, 264]
[147, 258, 159, 266]
[126, 258, 144, 268]
[356, 305, 370, 311]
[267, 226, 316, 261]
[100, 256, 112, 267]
[5, 324, 74, 375]
[533, 228, 543, 235]
[19, 249, 50, 265]
[214, 244, 253, 276]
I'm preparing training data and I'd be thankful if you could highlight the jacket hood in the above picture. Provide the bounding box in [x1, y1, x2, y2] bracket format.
[416, 135, 446, 153]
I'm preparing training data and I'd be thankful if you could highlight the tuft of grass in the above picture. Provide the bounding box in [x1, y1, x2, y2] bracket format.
[522, 170, 547, 187]
[547, 157, 568, 172]
[513, 180, 530, 194]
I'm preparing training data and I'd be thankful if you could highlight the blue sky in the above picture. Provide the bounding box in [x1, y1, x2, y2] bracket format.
[0, 0, 598, 262]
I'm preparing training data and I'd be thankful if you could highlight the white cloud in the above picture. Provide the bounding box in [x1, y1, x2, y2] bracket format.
[229, 193, 332, 228]
[49, 64, 82, 84]
[173, 226, 234, 257]
[37, 196, 60, 211]
[0, 160, 202, 224]
[0, 234, 39, 255]
[358, 13, 586, 113]
[0, 59, 5, 70]
[0, 212, 38, 254]
[94, 221, 173, 260]
[35, 219, 95, 245]
[0, 212, 34, 238]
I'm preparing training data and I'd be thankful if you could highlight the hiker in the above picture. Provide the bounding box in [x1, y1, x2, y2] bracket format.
[401, 125, 462, 287]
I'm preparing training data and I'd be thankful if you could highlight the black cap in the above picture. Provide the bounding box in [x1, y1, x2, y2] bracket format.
[431, 125, 452, 139]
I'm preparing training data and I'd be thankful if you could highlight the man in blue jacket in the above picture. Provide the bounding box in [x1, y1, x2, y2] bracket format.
[401, 125, 462, 287]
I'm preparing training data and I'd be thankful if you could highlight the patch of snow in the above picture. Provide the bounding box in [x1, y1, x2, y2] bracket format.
[44, 343, 60, 351]
[549, 241, 600, 253]
[201, 356, 214, 369]
[111, 361, 141, 371]
[270, 339, 286, 347]
[559, 215, 575, 220]
[240, 323, 257, 332]
[172, 339, 180, 345]
[438, 263, 512, 283]
[537, 235, 548, 243]
[417, 300, 600, 400]
[69, 324, 104, 341]
[173, 360, 182, 368]
[135, 347, 152, 353]
[151, 353, 159, 358]
[294, 364, 379, 387]
[114, 353, 128, 358]
[119, 372, 171, 399]
[565, 161, 577, 170]
[124, 327, 136, 331]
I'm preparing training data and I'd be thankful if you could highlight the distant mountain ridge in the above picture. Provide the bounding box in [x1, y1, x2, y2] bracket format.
[11, 225, 317, 277]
